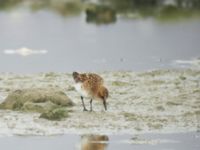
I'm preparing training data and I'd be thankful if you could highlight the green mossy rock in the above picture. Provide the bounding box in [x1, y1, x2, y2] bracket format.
[0, 88, 74, 112]
[22, 101, 58, 113]
[40, 108, 68, 121]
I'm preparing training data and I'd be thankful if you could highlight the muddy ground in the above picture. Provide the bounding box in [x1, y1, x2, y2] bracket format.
[0, 69, 199, 136]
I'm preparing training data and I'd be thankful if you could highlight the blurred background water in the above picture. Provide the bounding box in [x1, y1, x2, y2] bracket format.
[0, 0, 200, 73]
[0, 132, 200, 150]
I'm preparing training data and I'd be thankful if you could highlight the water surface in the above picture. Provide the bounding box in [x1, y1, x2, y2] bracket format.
[0, 132, 200, 150]
[0, 0, 200, 73]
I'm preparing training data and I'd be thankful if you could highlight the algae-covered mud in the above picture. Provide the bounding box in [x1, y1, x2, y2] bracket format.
[0, 69, 199, 136]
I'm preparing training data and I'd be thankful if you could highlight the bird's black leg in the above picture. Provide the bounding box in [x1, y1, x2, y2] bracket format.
[81, 96, 88, 111]
[90, 99, 93, 111]
[103, 99, 107, 111]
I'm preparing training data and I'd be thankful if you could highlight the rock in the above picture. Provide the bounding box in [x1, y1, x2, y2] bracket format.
[0, 88, 74, 112]
[40, 108, 69, 121]
[86, 4, 116, 24]
[22, 101, 58, 113]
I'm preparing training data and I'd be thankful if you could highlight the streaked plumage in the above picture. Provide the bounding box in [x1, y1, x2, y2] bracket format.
[73, 72, 109, 111]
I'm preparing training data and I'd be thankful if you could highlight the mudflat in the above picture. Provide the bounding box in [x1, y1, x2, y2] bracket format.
[0, 69, 199, 136]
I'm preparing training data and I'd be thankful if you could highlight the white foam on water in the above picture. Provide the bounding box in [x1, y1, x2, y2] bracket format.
[3, 47, 48, 56]
[173, 58, 200, 69]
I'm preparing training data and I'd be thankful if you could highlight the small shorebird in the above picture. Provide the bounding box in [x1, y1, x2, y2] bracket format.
[72, 72, 109, 111]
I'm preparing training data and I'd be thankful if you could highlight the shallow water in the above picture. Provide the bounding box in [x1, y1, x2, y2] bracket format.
[0, 132, 200, 150]
[0, 0, 200, 73]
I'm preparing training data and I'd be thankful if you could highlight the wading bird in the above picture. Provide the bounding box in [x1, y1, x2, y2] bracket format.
[73, 72, 109, 111]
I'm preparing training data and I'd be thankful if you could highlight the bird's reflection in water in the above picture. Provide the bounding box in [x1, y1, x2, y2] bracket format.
[81, 135, 109, 150]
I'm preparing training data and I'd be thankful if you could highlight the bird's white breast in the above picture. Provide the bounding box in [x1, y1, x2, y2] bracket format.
[74, 83, 89, 98]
